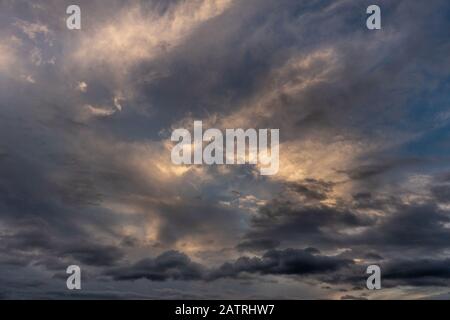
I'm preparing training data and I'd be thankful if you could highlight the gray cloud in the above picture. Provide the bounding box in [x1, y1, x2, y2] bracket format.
[0, 0, 450, 299]
[210, 248, 353, 280]
[108, 250, 205, 281]
[236, 239, 281, 252]
[108, 248, 353, 283]
[382, 258, 450, 287]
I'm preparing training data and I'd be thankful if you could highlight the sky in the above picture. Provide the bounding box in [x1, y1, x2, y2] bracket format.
[0, 0, 450, 300]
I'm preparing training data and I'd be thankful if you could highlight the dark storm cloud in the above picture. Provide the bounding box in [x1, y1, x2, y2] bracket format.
[352, 203, 450, 249]
[435, 172, 450, 183]
[126, 0, 450, 142]
[329, 256, 450, 289]
[245, 189, 376, 247]
[108, 250, 205, 281]
[431, 185, 450, 204]
[350, 192, 398, 210]
[382, 258, 450, 287]
[0, 226, 125, 268]
[210, 248, 353, 280]
[364, 252, 383, 261]
[344, 163, 396, 181]
[339, 157, 423, 181]
[130, 0, 291, 125]
[108, 248, 353, 282]
[61, 243, 124, 267]
[252, 202, 372, 233]
[243, 188, 450, 257]
[0, 142, 129, 269]
[1, 228, 55, 252]
[285, 179, 334, 201]
[236, 239, 280, 252]
[128, 0, 419, 133]
[155, 200, 245, 246]
[0, 0, 450, 299]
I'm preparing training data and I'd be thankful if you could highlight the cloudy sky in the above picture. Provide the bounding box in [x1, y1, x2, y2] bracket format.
[0, 0, 450, 299]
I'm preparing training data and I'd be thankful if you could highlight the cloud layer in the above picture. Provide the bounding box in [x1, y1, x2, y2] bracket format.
[0, 0, 450, 299]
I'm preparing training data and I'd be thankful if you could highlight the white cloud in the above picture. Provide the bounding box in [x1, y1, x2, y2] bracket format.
[83, 104, 116, 118]
[13, 19, 52, 44]
[77, 81, 88, 93]
[72, 0, 234, 71]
